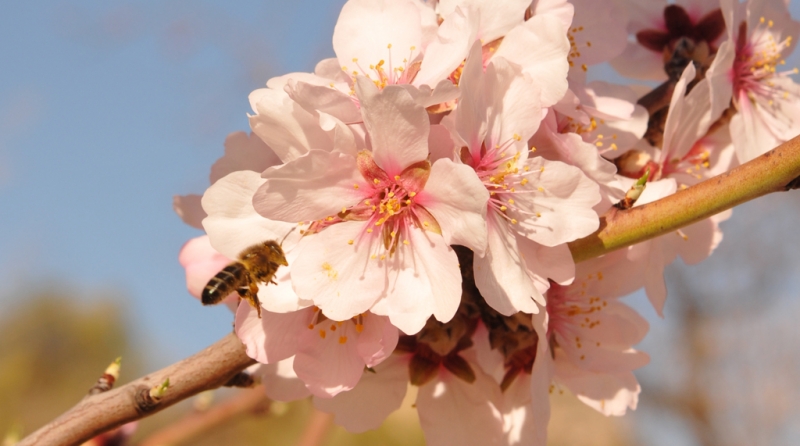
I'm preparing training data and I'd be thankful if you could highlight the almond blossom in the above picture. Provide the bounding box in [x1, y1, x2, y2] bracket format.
[543, 254, 650, 416]
[723, 0, 800, 162]
[440, 43, 600, 315]
[254, 78, 488, 334]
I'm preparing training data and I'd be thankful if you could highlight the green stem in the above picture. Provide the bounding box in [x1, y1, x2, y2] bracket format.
[569, 135, 800, 263]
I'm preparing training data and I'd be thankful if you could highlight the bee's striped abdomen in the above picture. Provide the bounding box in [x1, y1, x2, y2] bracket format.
[202, 263, 246, 305]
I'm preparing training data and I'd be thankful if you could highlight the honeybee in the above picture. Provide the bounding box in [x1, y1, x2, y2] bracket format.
[202, 239, 289, 318]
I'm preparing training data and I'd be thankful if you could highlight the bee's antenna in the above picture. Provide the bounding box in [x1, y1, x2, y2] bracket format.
[279, 226, 296, 246]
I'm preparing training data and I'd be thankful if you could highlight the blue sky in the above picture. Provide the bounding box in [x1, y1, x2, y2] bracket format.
[0, 0, 347, 364]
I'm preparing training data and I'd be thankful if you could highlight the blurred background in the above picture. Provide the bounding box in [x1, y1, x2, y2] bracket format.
[1, 1, 800, 444]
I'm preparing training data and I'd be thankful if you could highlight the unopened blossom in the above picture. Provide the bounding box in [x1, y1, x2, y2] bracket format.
[254, 78, 488, 334]
[440, 43, 600, 315]
[723, 0, 800, 162]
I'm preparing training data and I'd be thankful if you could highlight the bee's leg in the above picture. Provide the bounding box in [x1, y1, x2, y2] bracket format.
[248, 278, 262, 318]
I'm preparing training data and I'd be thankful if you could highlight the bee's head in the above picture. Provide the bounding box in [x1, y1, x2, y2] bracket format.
[264, 240, 288, 266]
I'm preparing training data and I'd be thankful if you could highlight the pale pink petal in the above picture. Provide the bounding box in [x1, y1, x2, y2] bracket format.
[529, 0, 574, 31]
[173, 194, 205, 229]
[518, 238, 575, 293]
[399, 80, 461, 109]
[234, 302, 307, 364]
[474, 212, 539, 315]
[674, 217, 723, 265]
[528, 310, 552, 446]
[248, 88, 333, 162]
[285, 80, 362, 126]
[294, 321, 366, 397]
[209, 131, 281, 184]
[567, 0, 628, 67]
[357, 314, 400, 368]
[485, 56, 543, 146]
[438, 0, 530, 43]
[291, 221, 385, 323]
[501, 374, 544, 446]
[254, 150, 365, 223]
[415, 159, 489, 255]
[553, 359, 641, 416]
[332, 0, 425, 79]
[514, 157, 600, 247]
[313, 354, 409, 432]
[414, 6, 477, 87]
[428, 124, 457, 162]
[178, 235, 234, 302]
[494, 14, 570, 107]
[253, 358, 312, 402]
[556, 330, 650, 375]
[369, 226, 463, 334]
[315, 58, 353, 83]
[610, 42, 667, 81]
[417, 369, 506, 446]
[201, 171, 298, 259]
[453, 42, 489, 157]
[356, 78, 430, 175]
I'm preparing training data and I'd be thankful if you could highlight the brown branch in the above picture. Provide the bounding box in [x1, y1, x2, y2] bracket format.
[18, 333, 255, 446]
[569, 134, 800, 263]
[138, 385, 269, 446]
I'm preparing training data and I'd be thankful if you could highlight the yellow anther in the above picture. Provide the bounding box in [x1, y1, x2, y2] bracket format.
[319, 330, 327, 339]
[409, 191, 416, 197]
[380, 254, 386, 260]
[352, 58, 358, 62]
[510, 219, 518, 224]
[500, 205, 507, 211]
[508, 199, 515, 204]
[387, 43, 392, 49]
[403, 240, 409, 245]
[348, 240, 354, 245]
[339, 336, 348, 344]
[353, 184, 359, 189]
[367, 228, 373, 233]
[520, 178, 529, 186]
[394, 175, 400, 180]
[373, 178, 380, 184]
[538, 186, 545, 192]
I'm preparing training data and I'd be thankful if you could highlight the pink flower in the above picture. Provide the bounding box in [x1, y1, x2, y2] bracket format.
[724, 0, 800, 162]
[544, 255, 650, 416]
[314, 331, 513, 445]
[442, 44, 600, 315]
[254, 78, 488, 334]
[236, 302, 398, 398]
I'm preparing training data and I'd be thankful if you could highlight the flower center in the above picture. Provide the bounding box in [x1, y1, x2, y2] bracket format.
[341, 44, 422, 91]
[734, 19, 798, 101]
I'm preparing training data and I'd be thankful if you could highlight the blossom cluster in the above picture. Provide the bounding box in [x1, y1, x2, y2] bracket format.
[174, 0, 799, 443]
